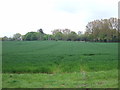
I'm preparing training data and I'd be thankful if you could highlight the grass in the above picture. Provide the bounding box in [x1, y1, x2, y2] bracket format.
[2, 41, 118, 88]
[2, 70, 118, 88]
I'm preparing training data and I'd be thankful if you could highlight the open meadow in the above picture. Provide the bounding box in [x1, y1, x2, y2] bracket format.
[2, 41, 118, 88]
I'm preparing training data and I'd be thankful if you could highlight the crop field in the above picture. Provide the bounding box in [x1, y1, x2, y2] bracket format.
[2, 41, 118, 88]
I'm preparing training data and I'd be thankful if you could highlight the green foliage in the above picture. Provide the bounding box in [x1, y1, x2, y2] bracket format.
[51, 29, 79, 41]
[13, 33, 21, 41]
[85, 18, 119, 42]
[67, 31, 78, 41]
[54, 32, 63, 40]
[2, 18, 120, 42]
[23, 32, 45, 41]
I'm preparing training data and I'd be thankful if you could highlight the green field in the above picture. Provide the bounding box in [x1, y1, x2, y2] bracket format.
[2, 41, 118, 88]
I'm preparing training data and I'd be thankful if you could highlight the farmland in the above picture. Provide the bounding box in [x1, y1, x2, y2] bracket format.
[2, 41, 118, 88]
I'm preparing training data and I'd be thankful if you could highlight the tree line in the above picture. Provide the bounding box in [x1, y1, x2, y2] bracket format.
[1, 17, 120, 42]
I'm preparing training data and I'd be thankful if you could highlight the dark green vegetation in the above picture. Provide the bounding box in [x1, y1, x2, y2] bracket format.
[3, 41, 118, 73]
[2, 41, 118, 88]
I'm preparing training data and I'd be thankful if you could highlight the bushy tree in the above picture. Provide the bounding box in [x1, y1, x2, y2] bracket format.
[13, 33, 22, 41]
[85, 18, 119, 42]
[23, 32, 38, 41]
[67, 31, 78, 41]
[52, 29, 63, 41]
[2, 36, 9, 41]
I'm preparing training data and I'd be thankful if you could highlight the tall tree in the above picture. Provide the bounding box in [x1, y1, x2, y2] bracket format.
[85, 18, 119, 42]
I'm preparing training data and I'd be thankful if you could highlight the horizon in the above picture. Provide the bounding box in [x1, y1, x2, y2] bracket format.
[0, 0, 119, 37]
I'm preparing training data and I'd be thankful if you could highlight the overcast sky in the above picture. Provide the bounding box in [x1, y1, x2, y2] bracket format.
[0, 0, 119, 37]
